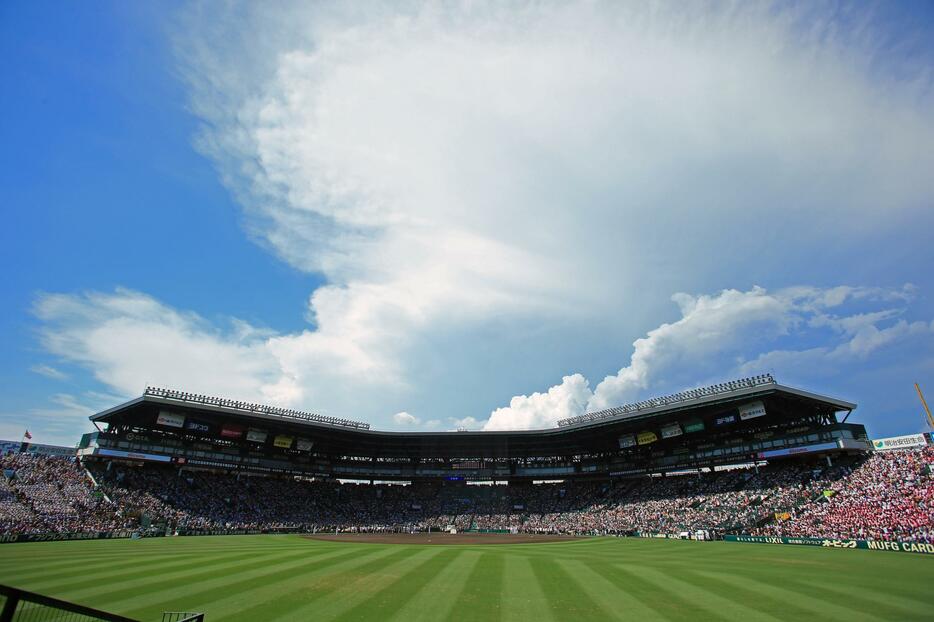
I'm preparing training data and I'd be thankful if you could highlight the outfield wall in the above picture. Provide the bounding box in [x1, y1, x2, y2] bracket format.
[0, 527, 305, 544]
[726, 534, 934, 555]
[0, 530, 141, 544]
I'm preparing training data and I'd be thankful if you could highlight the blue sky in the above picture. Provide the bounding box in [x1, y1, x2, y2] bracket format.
[2, 1, 934, 444]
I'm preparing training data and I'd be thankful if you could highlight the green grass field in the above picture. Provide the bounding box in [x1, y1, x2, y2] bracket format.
[1, 535, 932, 621]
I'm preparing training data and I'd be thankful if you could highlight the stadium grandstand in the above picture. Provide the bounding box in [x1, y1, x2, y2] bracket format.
[1, 375, 931, 544]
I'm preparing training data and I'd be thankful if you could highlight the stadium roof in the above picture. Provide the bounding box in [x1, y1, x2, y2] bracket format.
[89, 378, 856, 459]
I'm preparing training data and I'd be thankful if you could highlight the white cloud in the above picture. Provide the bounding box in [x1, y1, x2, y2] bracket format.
[392, 411, 419, 426]
[30, 364, 68, 381]
[484, 285, 934, 430]
[27, 3, 934, 436]
[485, 374, 592, 431]
[170, 0, 934, 406]
[587, 287, 794, 411]
[34, 289, 296, 405]
[29, 283, 933, 434]
[0, 392, 120, 446]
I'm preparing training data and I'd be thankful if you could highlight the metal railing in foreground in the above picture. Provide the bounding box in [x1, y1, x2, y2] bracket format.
[0, 584, 139, 622]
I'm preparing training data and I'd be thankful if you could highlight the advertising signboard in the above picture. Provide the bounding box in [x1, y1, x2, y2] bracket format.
[661, 424, 683, 439]
[185, 420, 210, 434]
[618, 434, 636, 448]
[156, 411, 185, 428]
[714, 414, 737, 427]
[871, 434, 927, 451]
[97, 448, 171, 463]
[757, 441, 838, 459]
[220, 424, 244, 439]
[738, 401, 767, 421]
[246, 429, 268, 443]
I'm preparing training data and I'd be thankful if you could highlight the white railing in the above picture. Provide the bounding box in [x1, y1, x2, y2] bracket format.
[143, 387, 370, 430]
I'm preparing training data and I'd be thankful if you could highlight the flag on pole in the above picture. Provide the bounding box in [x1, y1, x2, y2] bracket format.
[23, 430, 32, 440]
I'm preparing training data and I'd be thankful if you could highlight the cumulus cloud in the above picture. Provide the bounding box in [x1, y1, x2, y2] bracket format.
[28, 3, 934, 436]
[485, 374, 592, 431]
[587, 287, 794, 411]
[171, 0, 934, 399]
[392, 412, 419, 426]
[484, 285, 934, 430]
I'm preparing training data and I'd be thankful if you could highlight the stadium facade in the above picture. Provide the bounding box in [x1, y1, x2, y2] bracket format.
[79, 375, 869, 481]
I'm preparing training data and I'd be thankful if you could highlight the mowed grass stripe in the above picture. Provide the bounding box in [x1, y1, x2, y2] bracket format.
[51, 546, 320, 603]
[0, 537, 298, 581]
[501, 555, 557, 622]
[675, 567, 824, 620]
[449, 552, 505, 622]
[634, 565, 784, 622]
[203, 546, 420, 622]
[775, 575, 920, 620]
[113, 545, 380, 619]
[330, 548, 463, 621]
[385, 550, 483, 622]
[530, 554, 614, 620]
[690, 569, 890, 622]
[2, 548, 226, 586]
[700, 568, 895, 621]
[2, 536, 932, 621]
[274, 547, 442, 621]
[14, 546, 281, 594]
[560, 559, 660, 621]
[583, 560, 711, 621]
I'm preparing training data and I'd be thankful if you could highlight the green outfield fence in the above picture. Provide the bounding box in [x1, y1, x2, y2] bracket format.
[725, 534, 934, 554]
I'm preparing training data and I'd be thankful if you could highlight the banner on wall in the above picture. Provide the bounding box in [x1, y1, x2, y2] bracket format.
[274, 435, 293, 449]
[714, 414, 737, 427]
[637, 431, 658, 445]
[246, 429, 268, 443]
[725, 535, 934, 555]
[871, 434, 927, 451]
[296, 439, 314, 452]
[185, 420, 211, 434]
[156, 411, 185, 428]
[618, 434, 636, 448]
[661, 424, 683, 439]
[220, 424, 244, 439]
[757, 442, 838, 459]
[738, 401, 767, 421]
[97, 448, 171, 463]
[683, 420, 705, 433]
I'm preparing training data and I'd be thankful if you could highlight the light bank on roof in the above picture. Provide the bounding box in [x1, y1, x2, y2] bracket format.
[557, 374, 855, 429]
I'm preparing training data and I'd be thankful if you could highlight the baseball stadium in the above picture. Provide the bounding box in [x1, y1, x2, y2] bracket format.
[1, 374, 932, 621]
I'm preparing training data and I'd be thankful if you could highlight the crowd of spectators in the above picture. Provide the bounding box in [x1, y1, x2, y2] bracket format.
[753, 446, 934, 543]
[0, 453, 121, 534]
[2, 448, 931, 542]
